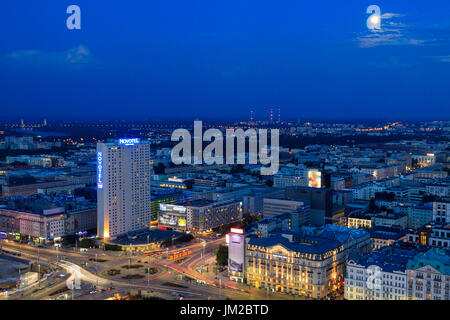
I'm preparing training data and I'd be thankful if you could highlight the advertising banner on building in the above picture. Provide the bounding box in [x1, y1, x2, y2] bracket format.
[308, 169, 322, 188]
[228, 233, 244, 272]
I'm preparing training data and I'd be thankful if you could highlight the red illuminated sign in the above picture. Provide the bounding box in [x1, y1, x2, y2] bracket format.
[230, 228, 243, 234]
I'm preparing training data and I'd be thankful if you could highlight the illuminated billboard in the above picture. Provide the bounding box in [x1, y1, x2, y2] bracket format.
[308, 169, 322, 188]
[158, 204, 187, 229]
[228, 233, 244, 273]
[160, 204, 186, 213]
[158, 214, 186, 227]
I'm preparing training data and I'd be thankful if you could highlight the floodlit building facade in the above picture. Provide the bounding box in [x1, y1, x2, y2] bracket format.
[242, 225, 370, 299]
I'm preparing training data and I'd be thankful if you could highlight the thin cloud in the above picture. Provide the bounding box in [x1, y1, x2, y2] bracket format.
[432, 55, 450, 63]
[3, 45, 92, 67]
[355, 12, 430, 48]
[381, 13, 404, 19]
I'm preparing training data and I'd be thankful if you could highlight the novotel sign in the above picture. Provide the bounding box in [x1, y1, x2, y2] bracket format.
[97, 151, 103, 189]
[118, 138, 140, 146]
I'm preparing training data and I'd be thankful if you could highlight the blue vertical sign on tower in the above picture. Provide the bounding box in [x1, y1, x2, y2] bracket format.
[97, 151, 104, 189]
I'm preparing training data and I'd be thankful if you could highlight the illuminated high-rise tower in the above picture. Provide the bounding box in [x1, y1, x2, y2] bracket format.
[97, 138, 151, 239]
[250, 110, 254, 121]
[270, 108, 273, 121]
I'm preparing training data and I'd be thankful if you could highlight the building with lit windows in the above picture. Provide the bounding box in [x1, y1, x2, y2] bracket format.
[426, 184, 449, 198]
[412, 154, 436, 166]
[407, 223, 450, 248]
[406, 248, 450, 300]
[150, 187, 198, 223]
[408, 204, 433, 229]
[273, 166, 307, 188]
[345, 245, 419, 300]
[245, 235, 343, 298]
[371, 226, 407, 250]
[347, 211, 372, 230]
[186, 199, 242, 232]
[0, 194, 96, 243]
[157, 198, 242, 232]
[262, 197, 307, 218]
[345, 245, 450, 300]
[241, 225, 370, 299]
[0, 208, 66, 242]
[97, 138, 151, 239]
[256, 203, 311, 238]
[433, 200, 450, 224]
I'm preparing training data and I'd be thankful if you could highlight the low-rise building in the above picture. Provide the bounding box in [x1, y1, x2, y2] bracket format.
[345, 244, 450, 300]
[407, 224, 450, 249]
[345, 244, 421, 300]
[371, 226, 407, 250]
[433, 200, 450, 224]
[0, 194, 96, 242]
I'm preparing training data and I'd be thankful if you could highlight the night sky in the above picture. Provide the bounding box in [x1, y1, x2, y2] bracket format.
[1, 0, 449, 120]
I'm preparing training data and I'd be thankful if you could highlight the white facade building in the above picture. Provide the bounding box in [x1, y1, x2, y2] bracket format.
[345, 246, 450, 300]
[433, 201, 450, 224]
[97, 139, 151, 239]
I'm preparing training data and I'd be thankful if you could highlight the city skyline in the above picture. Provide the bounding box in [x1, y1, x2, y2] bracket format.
[1, 0, 449, 305]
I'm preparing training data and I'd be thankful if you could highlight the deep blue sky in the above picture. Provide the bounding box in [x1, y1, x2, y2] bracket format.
[1, 0, 449, 120]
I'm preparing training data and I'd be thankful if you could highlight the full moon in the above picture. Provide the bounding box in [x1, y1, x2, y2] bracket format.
[370, 15, 381, 25]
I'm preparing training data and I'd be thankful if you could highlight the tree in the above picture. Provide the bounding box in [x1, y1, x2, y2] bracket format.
[369, 198, 378, 211]
[104, 243, 122, 251]
[185, 180, 194, 189]
[80, 238, 98, 248]
[175, 233, 194, 243]
[62, 234, 77, 246]
[243, 214, 261, 225]
[10, 161, 27, 167]
[230, 164, 247, 174]
[74, 187, 97, 201]
[215, 244, 228, 266]
[160, 238, 172, 248]
[154, 163, 166, 174]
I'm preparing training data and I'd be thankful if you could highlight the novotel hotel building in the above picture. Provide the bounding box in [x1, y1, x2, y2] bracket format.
[97, 138, 151, 239]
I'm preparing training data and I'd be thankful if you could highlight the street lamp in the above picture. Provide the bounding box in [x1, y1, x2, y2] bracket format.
[38, 247, 41, 288]
[128, 257, 131, 283]
[147, 254, 150, 288]
[201, 240, 206, 264]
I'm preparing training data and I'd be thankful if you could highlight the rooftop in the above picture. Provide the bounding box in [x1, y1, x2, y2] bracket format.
[406, 248, 450, 276]
[349, 245, 424, 273]
[248, 234, 341, 256]
[0, 194, 95, 215]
